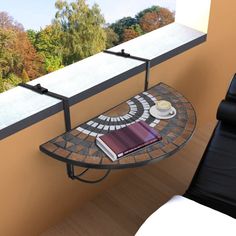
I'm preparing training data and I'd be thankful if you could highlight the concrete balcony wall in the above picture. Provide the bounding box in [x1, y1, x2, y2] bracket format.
[1, 1, 235, 235]
[0, 73, 145, 236]
[175, 0, 211, 33]
[154, 0, 236, 124]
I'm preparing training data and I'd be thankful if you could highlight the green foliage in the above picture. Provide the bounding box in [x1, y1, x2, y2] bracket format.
[3, 73, 22, 91]
[0, 28, 22, 78]
[33, 24, 63, 72]
[104, 27, 119, 48]
[45, 55, 64, 73]
[0, 65, 23, 92]
[54, 0, 106, 65]
[27, 29, 37, 45]
[34, 25, 62, 57]
[109, 6, 174, 44]
[7, 73, 22, 86]
[0, 12, 45, 81]
[21, 69, 29, 83]
[0, 74, 4, 93]
[122, 24, 143, 42]
[0, 28, 13, 77]
[110, 17, 137, 42]
[130, 24, 143, 35]
[135, 6, 160, 21]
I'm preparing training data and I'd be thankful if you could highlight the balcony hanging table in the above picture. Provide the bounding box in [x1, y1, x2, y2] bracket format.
[2, 23, 206, 183]
[40, 82, 196, 183]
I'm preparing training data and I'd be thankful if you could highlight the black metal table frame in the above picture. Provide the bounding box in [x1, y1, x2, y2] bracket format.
[38, 82, 196, 183]
[18, 49, 154, 184]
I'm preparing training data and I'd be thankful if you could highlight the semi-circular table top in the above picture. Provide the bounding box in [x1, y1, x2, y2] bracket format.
[40, 83, 196, 169]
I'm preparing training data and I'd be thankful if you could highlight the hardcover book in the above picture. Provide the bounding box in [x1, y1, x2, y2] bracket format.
[96, 121, 162, 161]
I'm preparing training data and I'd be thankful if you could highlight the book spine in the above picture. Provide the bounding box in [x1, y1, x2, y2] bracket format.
[96, 136, 117, 161]
[99, 136, 159, 160]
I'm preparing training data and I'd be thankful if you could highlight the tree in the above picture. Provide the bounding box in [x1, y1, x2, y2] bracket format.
[0, 72, 4, 93]
[110, 17, 137, 42]
[0, 12, 44, 80]
[131, 24, 143, 35]
[139, 7, 174, 33]
[158, 8, 175, 26]
[6, 73, 22, 88]
[33, 24, 63, 72]
[27, 29, 37, 45]
[13, 31, 45, 79]
[54, 0, 106, 65]
[0, 11, 24, 31]
[0, 28, 21, 78]
[21, 69, 29, 83]
[122, 28, 139, 42]
[104, 27, 119, 48]
[122, 24, 143, 42]
[136, 6, 160, 21]
[44, 55, 64, 73]
[34, 25, 62, 57]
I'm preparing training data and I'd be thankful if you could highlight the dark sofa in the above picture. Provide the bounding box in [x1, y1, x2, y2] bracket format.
[185, 74, 236, 219]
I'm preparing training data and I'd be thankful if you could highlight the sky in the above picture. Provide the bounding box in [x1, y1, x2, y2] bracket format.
[0, 0, 176, 31]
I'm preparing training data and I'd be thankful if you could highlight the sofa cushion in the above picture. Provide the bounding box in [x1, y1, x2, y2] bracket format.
[217, 100, 236, 125]
[136, 195, 236, 236]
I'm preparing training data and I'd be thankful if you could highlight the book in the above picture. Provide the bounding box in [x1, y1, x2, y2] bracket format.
[96, 121, 162, 161]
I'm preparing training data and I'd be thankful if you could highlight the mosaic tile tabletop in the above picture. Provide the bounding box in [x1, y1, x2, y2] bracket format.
[40, 83, 196, 169]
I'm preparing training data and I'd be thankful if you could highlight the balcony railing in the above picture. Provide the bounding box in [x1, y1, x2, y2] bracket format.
[0, 23, 206, 140]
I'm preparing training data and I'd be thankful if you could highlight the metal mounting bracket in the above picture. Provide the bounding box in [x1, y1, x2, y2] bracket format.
[19, 83, 71, 132]
[104, 49, 151, 91]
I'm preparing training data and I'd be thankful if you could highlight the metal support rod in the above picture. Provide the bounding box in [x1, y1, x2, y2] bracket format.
[61, 98, 71, 132]
[145, 60, 151, 91]
[66, 164, 111, 184]
[104, 49, 151, 91]
[19, 83, 71, 131]
[67, 163, 74, 177]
